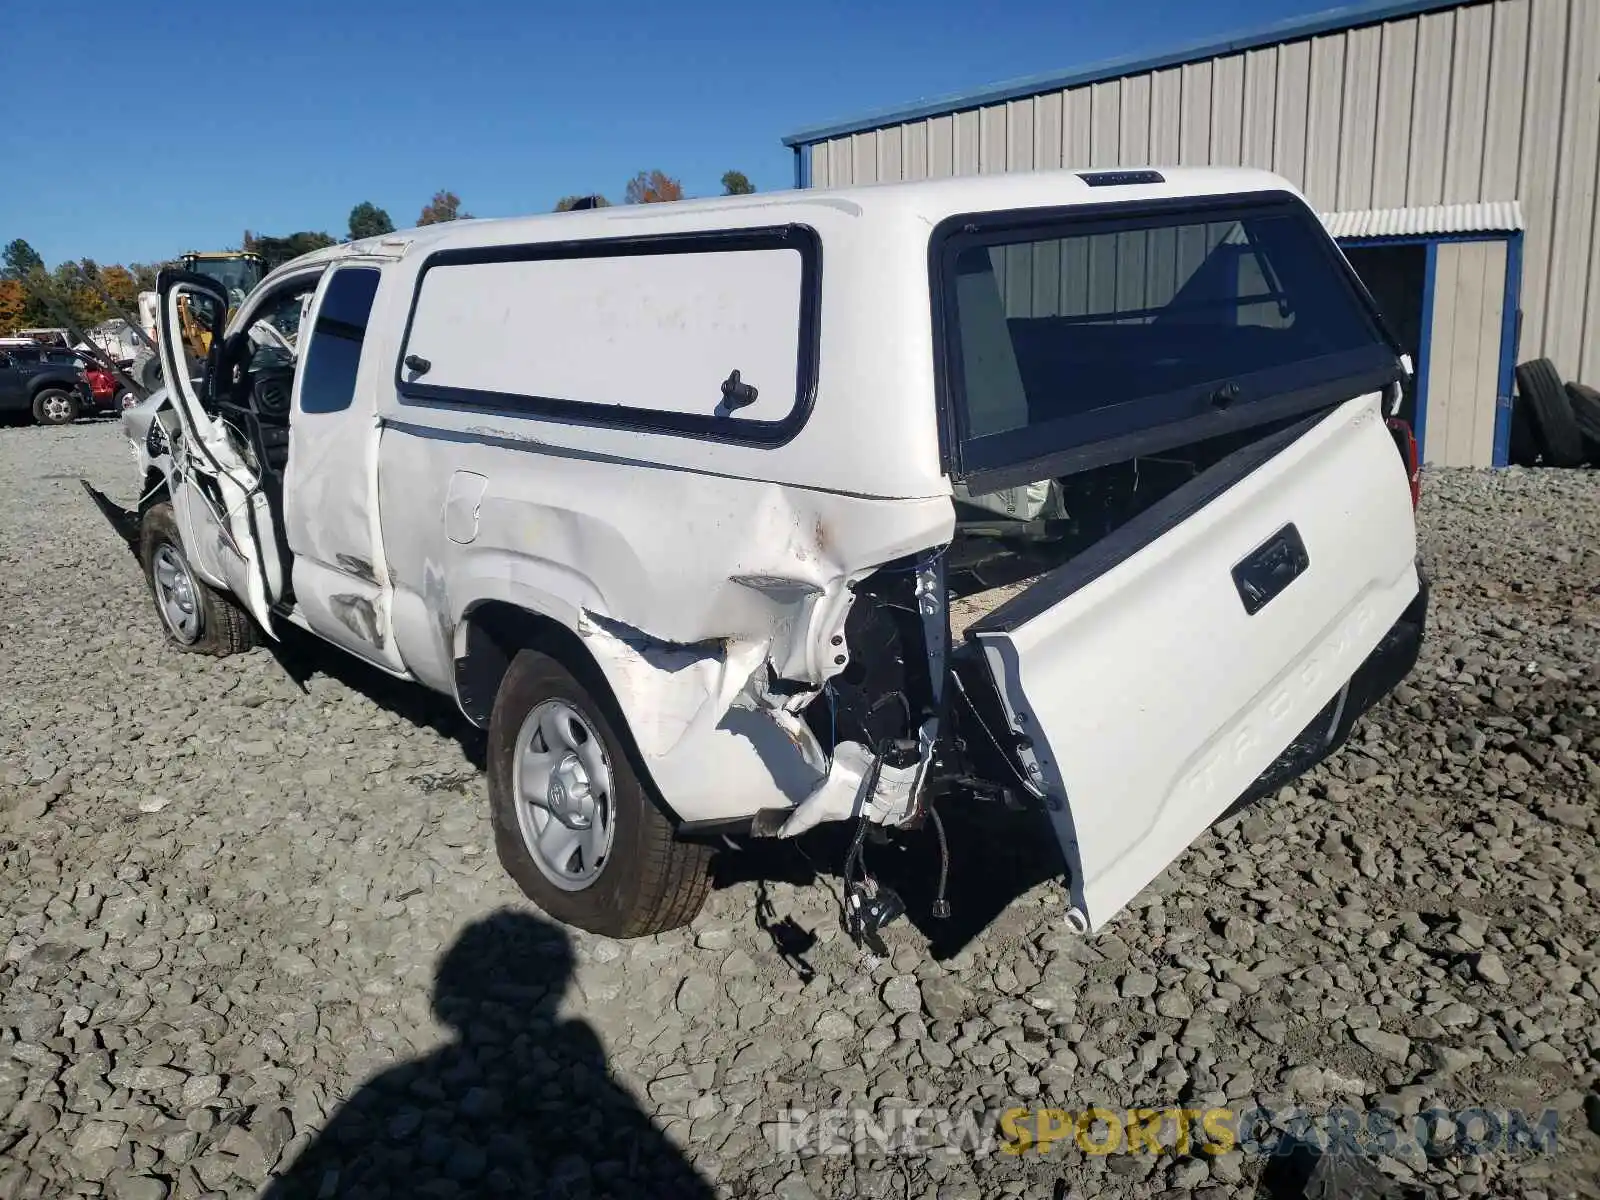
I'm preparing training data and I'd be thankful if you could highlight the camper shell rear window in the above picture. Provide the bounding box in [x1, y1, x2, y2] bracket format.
[395, 225, 820, 446]
[932, 191, 1402, 489]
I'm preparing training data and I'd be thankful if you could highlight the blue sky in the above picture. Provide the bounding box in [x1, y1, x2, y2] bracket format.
[3, 0, 1347, 267]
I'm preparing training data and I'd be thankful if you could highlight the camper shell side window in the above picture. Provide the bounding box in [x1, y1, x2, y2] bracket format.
[393, 225, 822, 446]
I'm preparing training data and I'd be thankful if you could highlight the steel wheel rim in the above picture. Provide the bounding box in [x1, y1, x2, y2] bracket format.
[152, 543, 202, 644]
[43, 394, 71, 421]
[512, 699, 616, 891]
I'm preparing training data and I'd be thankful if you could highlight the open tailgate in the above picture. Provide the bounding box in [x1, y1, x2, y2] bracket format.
[970, 394, 1419, 930]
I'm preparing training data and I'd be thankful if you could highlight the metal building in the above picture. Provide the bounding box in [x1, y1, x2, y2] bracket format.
[782, 0, 1600, 467]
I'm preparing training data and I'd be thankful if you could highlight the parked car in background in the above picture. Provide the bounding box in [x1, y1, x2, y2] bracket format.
[0, 342, 94, 424]
[81, 363, 136, 413]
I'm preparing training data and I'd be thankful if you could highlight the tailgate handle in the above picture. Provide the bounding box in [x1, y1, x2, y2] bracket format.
[1232, 523, 1309, 615]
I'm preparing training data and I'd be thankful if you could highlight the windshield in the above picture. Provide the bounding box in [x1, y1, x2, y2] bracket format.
[188, 258, 262, 307]
[936, 193, 1400, 482]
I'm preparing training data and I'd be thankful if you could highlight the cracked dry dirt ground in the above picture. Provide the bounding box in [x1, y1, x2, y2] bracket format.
[2, 421, 1598, 1200]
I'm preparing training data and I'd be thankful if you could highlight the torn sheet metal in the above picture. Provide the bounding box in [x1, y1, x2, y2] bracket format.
[577, 609, 768, 761]
[775, 718, 938, 837]
[575, 609, 830, 822]
[374, 425, 955, 825]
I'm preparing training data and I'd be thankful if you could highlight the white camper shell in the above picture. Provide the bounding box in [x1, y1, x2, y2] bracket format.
[121, 167, 1427, 940]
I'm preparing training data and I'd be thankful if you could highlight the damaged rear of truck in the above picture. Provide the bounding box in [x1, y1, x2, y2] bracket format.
[125, 168, 1426, 946]
[397, 173, 1425, 943]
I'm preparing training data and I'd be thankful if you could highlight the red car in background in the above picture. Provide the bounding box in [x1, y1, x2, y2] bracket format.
[81, 363, 136, 414]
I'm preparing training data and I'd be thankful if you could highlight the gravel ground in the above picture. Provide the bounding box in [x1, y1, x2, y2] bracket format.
[2, 420, 1598, 1200]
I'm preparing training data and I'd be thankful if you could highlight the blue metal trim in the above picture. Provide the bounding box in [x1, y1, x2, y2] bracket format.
[799, 144, 812, 189]
[1336, 232, 1520, 249]
[791, 146, 802, 190]
[1491, 231, 1525, 467]
[782, 0, 1468, 148]
[1414, 241, 1438, 462]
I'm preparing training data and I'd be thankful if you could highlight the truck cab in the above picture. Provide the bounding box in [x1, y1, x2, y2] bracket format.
[124, 167, 1425, 943]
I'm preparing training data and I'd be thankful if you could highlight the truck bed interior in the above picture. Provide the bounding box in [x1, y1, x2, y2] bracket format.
[945, 412, 1314, 637]
[807, 407, 1331, 769]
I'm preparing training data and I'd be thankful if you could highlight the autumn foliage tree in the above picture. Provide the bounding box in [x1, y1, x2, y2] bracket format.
[0, 185, 495, 337]
[56, 259, 111, 326]
[0, 279, 26, 330]
[1, 239, 49, 327]
[417, 191, 471, 225]
[623, 171, 684, 204]
[100, 265, 139, 310]
[0, 234, 180, 334]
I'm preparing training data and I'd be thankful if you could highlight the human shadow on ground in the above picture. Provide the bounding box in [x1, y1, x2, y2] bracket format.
[263, 910, 716, 1200]
[712, 799, 1067, 962]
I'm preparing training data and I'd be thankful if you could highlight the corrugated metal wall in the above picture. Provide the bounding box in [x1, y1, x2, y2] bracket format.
[1426, 240, 1509, 466]
[987, 221, 1242, 320]
[805, 0, 1600, 384]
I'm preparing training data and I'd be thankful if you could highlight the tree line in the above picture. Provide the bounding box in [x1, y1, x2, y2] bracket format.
[3, 170, 755, 333]
[0, 240, 161, 333]
[555, 168, 754, 212]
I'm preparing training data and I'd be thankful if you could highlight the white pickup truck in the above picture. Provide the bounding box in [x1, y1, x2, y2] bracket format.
[122, 167, 1427, 942]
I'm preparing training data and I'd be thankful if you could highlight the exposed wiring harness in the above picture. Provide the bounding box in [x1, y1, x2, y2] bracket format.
[841, 740, 900, 954]
[927, 802, 951, 920]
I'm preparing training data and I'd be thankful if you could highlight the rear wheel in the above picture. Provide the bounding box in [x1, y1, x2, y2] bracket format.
[32, 388, 79, 425]
[487, 649, 711, 937]
[138, 502, 255, 655]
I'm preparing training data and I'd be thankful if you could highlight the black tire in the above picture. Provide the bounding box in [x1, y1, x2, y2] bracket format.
[31, 388, 79, 426]
[488, 649, 711, 937]
[138, 502, 256, 656]
[1508, 390, 1540, 465]
[1514, 359, 1585, 467]
[1564, 382, 1600, 464]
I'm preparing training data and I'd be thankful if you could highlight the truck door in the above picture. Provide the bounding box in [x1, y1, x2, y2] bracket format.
[281, 265, 406, 673]
[154, 270, 280, 634]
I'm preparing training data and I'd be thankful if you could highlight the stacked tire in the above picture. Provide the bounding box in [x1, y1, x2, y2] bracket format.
[1511, 358, 1600, 467]
[1566, 381, 1600, 464]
